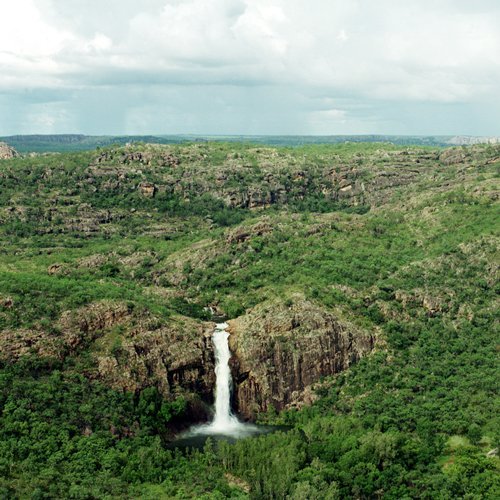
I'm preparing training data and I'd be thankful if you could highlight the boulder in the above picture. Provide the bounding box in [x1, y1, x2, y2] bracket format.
[48, 263, 65, 275]
[139, 182, 156, 198]
[226, 220, 273, 244]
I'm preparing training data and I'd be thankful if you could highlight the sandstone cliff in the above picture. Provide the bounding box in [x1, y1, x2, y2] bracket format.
[0, 142, 18, 160]
[227, 295, 375, 419]
[0, 301, 216, 403]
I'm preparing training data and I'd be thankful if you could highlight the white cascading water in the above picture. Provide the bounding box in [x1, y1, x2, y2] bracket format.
[188, 322, 256, 437]
[209, 323, 242, 432]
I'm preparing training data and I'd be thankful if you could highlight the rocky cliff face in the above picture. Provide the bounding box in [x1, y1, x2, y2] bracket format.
[227, 296, 375, 419]
[0, 142, 18, 160]
[0, 301, 216, 404]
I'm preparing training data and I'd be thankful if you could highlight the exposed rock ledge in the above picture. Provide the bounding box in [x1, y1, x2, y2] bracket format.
[0, 142, 18, 160]
[0, 301, 216, 403]
[228, 295, 375, 419]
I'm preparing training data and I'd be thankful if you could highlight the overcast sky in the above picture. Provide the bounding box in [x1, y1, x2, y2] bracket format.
[1, 0, 499, 136]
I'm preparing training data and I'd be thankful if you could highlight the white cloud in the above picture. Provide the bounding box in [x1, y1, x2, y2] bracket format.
[336, 30, 348, 42]
[0, 0, 499, 134]
[0, 0, 70, 55]
[84, 34, 113, 53]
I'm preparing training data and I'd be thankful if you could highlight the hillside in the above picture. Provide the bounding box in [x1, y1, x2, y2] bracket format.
[0, 141, 498, 498]
[3, 134, 500, 153]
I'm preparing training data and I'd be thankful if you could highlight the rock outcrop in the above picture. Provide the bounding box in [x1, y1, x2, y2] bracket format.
[439, 147, 469, 165]
[84, 143, 454, 212]
[226, 219, 274, 244]
[0, 142, 18, 160]
[93, 316, 215, 399]
[227, 296, 375, 419]
[0, 301, 216, 403]
[138, 181, 157, 198]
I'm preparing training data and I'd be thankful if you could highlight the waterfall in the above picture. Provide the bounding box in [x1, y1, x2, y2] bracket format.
[207, 323, 243, 433]
[185, 322, 259, 438]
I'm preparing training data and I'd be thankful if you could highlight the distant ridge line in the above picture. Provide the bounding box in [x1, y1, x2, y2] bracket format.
[1, 133, 499, 153]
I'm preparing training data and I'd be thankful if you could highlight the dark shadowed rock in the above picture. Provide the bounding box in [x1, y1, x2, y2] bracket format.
[227, 295, 375, 419]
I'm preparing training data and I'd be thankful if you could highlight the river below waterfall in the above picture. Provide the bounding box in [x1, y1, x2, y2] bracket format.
[169, 323, 283, 449]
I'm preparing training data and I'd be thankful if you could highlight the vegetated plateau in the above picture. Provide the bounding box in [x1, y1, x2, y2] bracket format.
[0, 140, 498, 498]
